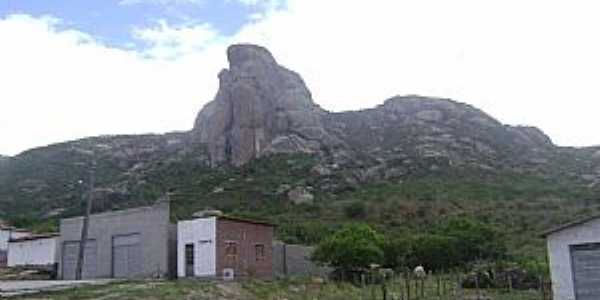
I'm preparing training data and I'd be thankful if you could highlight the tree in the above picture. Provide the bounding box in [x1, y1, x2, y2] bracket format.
[438, 217, 507, 264]
[411, 234, 460, 271]
[381, 237, 413, 271]
[344, 201, 367, 219]
[313, 223, 384, 272]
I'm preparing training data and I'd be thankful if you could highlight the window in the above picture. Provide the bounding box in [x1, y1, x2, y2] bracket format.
[185, 244, 194, 266]
[255, 244, 265, 261]
[225, 241, 237, 261]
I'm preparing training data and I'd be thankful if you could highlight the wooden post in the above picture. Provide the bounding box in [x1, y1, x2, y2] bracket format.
[475, 273, 480, 300]
[436, 273, 441, 297]
[540, 275, 544, 300]
[442, 274, 447, 296]
[406, 271, 411, 300]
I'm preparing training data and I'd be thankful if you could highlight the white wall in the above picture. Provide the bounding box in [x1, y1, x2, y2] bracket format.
[7, 237, 58, 267]
[12, 231, 31, 239]
[177, 218, 216, 278]
[0, 229, 10, 251]
[547, 218, 600, 300]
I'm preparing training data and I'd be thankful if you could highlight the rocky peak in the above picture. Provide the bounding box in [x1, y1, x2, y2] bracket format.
[227, 44, 277, 71]
[192, 44, 334, 166]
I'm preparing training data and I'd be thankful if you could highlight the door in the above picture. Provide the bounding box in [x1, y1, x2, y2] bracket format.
[185, 243, 194, 277]
[571, 243, 600, 300]
[61, 240, 97, 280]
[112, 234, 142, 278]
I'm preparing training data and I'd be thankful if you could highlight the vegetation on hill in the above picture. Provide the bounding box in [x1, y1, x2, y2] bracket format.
[2, 150, 599, 262]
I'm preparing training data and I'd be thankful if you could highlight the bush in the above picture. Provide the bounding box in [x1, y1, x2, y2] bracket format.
[344, 201, 367, 219]
[313, 223, 384, 272]
[437, 217, 507, 264]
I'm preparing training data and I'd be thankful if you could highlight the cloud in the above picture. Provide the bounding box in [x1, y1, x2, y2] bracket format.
[3, 0, 600, 155]
[118, 0, 204, 6]
[132, 20, 223, 59]
[0, 14, 227, 155]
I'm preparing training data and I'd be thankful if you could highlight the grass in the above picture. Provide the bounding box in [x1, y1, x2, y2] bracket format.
[14, 278, 545, 300]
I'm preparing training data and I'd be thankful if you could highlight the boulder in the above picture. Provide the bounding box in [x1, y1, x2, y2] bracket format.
[287, 186, 315, 205]
[192, 44, 334, 166]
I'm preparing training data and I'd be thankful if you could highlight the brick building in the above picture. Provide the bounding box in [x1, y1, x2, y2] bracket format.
[177, 216, 274, 279]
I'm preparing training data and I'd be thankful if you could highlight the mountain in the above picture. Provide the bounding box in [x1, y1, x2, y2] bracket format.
[191, 44, 600, 185]
[1, 44, 600, 254]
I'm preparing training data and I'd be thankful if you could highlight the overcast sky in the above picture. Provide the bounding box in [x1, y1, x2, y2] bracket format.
[1, 0, 599, 156]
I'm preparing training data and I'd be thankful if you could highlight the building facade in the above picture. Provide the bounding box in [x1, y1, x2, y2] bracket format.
[1, 227, 32, 267]
[543, 215, 600, 300]
[7, 234, 59, 268]
[59, 201, 176, 280]
[177, 216, 274, 279]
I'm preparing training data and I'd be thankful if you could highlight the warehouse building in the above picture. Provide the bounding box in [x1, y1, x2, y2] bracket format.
[177, 216, 274, 279]
[58, 201, 176, 280]
[543, 215, 600, 300]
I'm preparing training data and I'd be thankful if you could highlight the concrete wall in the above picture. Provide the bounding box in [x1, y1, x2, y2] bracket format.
[0, 229, 31, 252]
[216, 219, 274, 279]
[547, 218, 600, 300]
[0, 229, 10, 252]
[273, 242, 330, 278]
[7, 237, 58, 267]
[177, 218, 216, 278]
[59, 201, 172, 279]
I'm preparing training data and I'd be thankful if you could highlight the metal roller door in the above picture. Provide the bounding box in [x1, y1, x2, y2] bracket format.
[571, 243, 600, 300]
[112, 234, 142, 278]
[61, 240, 97, 280]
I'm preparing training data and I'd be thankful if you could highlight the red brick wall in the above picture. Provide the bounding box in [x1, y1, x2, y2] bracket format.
[216, 218, 273, 279]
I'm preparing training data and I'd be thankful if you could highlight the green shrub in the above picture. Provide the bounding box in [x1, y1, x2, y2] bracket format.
[313, 223, 384, 271]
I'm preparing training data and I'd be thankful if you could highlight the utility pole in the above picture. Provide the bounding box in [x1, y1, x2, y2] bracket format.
[75, 160, 95, 280]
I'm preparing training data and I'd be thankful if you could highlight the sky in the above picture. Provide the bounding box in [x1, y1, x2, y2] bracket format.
[1, 0, 600, 156]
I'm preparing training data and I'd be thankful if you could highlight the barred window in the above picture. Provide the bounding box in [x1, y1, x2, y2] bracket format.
[225, 241, 238, 261]
[255, 244, 265, 261]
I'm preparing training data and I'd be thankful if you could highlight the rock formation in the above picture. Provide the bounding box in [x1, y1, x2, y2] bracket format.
[192, 44, 338, 166]
[2, 43, 600, 218]
[192, 44, 561, 171]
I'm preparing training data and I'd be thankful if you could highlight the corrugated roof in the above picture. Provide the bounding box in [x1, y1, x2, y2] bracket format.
[9, 233, 59, 243]
[540, 214, 600, 237]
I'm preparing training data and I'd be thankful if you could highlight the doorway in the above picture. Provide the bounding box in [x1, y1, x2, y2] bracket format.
[185, 243, 194, 277]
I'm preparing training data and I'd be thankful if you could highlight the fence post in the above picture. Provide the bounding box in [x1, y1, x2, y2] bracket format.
[436, 272, 441, 298]
[540, 275, 544, 300]
[406, 270, 411, 300]
[475, 273, 480, 300]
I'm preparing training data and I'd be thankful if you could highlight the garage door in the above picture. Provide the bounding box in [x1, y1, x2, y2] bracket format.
[112, 234, 142, 278]
[61, 240, 97, 280]
[571, 243, 600, 300]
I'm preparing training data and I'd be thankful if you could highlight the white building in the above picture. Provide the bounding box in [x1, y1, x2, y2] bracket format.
[1, 227, 31, 266]
[543, 215, 600, 300]
[177, 217, 217, 278]
[7, 234, 59, 267]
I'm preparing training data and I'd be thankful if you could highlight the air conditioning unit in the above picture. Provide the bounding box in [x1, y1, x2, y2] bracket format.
[223, 268, 235, 281]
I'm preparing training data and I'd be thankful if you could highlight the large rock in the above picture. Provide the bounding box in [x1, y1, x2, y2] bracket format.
[192, 44, 336, 166]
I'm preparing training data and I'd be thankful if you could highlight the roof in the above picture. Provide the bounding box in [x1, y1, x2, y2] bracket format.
[9, 233, 59, 243]
[61, 201, 169, 224]
[541, 214, 600, 237]
[218, 216, 275, 227]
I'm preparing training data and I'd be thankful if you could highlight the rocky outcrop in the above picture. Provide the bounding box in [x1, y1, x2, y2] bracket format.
[192, 44, 339, 166]
[190, 44, 590, 181]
